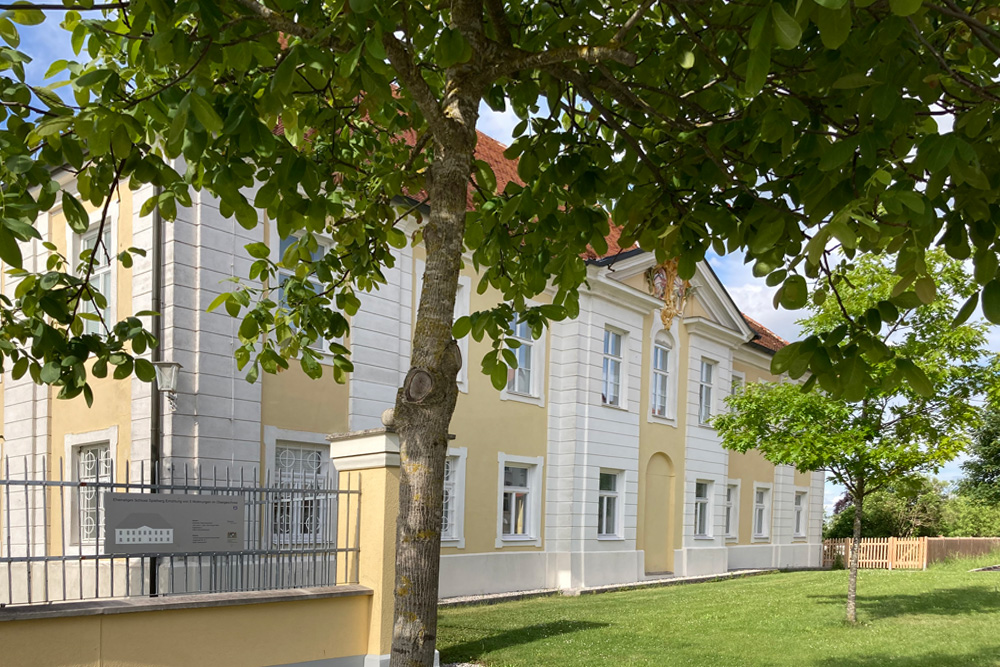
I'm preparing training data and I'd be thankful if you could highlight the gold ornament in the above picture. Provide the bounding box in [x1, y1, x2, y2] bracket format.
[645, 259, 691, 329]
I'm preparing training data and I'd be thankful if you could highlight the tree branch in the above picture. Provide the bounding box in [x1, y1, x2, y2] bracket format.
[228, 0, 345, 52]
[383, 33, 451, 139]
[484, 0, 513, 47]
[613, 0, 657, 45]
[489, 45, 637, 81]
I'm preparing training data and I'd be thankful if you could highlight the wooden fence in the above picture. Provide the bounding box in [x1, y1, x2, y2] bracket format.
[823, 536, 1000, 570]
[823, 537, 927, 570]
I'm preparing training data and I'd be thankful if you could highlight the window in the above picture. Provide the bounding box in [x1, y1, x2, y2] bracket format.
[694, 481, 711, 537]
[507, 317, 534, 396]
[602, 329, 623, 406]
[794, 492, 807, 537]
[753, 487, 771, 538]
[651, 342, 670, 417]
[731, 371, 745, 396]
[80, 227, 113, 335]
[598, 471, 622, 538]
[725, 484, 739, 538]
[76, 443, 112, 544]
[276, 235, 329, 352]
[441, 448, 467, 546]
[502, 465, 530, 536]
[496, 453, 543, 546]
[274, 445, 328, 545]
[698, 360, 715, 424]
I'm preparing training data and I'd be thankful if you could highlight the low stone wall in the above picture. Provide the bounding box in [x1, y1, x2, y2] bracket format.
[0, 586, 373, 667]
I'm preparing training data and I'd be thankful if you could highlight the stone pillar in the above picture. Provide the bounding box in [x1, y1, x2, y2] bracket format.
[329, 427, 401, 667]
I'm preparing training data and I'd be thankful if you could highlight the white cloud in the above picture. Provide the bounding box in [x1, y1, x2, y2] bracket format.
[477, 101, 520, 147]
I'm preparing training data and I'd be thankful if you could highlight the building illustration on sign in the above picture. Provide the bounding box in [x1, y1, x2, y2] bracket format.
[113, 514, 174, 545]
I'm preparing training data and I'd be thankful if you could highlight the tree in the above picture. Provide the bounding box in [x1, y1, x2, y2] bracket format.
[958, 406, 1000, 504]
[824, 478, 947, 538]
[715, 252, 997, 623]
[3, 1, 1000, 663]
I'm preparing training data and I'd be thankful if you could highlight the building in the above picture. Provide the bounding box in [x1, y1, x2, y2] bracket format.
[0, 130, 824, 600]
[113, 514, 174, 546]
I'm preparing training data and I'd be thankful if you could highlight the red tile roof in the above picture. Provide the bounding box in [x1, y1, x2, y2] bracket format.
[742, 313, 790, 352]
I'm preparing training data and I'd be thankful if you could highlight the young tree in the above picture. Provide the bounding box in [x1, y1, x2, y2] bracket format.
[2, 1, 1000, 662]
[715, 252, 997, 623]
[957, 407, 1000, 505]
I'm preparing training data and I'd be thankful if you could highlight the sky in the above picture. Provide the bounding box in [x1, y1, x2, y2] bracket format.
[19, 24, 997, 514]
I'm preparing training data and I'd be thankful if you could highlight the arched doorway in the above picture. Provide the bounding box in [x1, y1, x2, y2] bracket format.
[644, 452, 675, 574]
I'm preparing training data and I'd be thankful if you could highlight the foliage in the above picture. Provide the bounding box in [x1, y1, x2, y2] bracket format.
[957, 406, 1000, 504]
[437, 562, 1000, 666]
[942, 495, 1000, 537]
[0, 1, 996, 399]
[824, 478, 948, 538]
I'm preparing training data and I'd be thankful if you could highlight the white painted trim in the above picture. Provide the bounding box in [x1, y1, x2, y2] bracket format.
[646, 321, 679, 425]
[792, 485, 810, 541]
[598, 324, 630, 411]
[752, 482, 774, 541]
[693, 478, 714, 538]
[328, 431, 401, 471]
[263, 426, 334, 481]
[588, 270, 664, 314]
[71, 202, 120, 334]
[684, 316, 754, 346]
[725, 479, 741, 542]
[442, 446, 467, 549]
[596, 468, 625, 540]
[500, 300, 547, 408]
[496, 452, 545, 548]
[63, 426, 119, 554]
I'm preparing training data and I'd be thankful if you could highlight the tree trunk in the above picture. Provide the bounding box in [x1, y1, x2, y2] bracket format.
[846, 492, 864, 623]
[388, 92, 480, 667]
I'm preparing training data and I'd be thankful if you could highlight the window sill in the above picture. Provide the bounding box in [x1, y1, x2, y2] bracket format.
[792, 536, 807, 542]
[752, 536, 770, 543]
[495, 535, 541, 548]
[600, 402, 629, 412]
[500, 389, 544, 408]
[648, 413, 677, 426]
[693, 535, 715, 541]
[695, 422, 716, 430]
[725, 536, 738, 543]
[597, 535, 625, 542]
[441, 538, 465, 549]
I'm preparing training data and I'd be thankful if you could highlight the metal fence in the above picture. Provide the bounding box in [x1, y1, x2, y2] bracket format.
[0, 456, 361, 607]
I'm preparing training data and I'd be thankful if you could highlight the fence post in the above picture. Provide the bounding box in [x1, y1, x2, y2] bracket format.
[329, 426, 402, 667]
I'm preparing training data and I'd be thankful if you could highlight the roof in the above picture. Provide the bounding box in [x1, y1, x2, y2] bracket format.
[582, 224, 639, 263]
[114, 513, 173, 530]
[742, 314, 790, 353]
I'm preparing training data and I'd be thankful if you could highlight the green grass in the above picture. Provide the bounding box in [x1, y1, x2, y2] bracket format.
[438, 553, 1000, 666]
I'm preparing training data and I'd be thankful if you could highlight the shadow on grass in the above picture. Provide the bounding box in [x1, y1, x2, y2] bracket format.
[441, 619, 609, 663]
[813, 647, 1000, 666]
[807, 586, 1000, 620]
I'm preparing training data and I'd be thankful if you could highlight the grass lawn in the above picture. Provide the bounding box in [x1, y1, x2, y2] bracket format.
[438, 553, 1000, 666]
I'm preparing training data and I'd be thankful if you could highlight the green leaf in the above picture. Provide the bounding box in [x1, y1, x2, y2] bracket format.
[814, 5, 851, 50]
[952, 292, 979, 327]
[452, 316, 472, 339]
[135, 358, 155, 382]
[889, 0, 922, 16]
[813, 0, 848, 8]
[771, 4, 802, 49]
[490, 363, 507, 391]
[75, 69, 113, 88]
[0, 227, 23, 269]
[914, 277, 936, 304]
[779, 275, 808, 310]
[680, 51, 695, 69]
[245, 242, 270, 259]
[435, 28, 472, 68]
[0, 17, 19, 47]
[40, 361, 61, 384]
[348, 0, 375, 12]
[983, 279, 1000, 325]
[63, 192, 90, 234]
[745, 35, 772, 95]
[207, 292, 231, 313]
[189, 94, 223, 134]
[10, 6, 44, 25]
[896, 358, 933, 397]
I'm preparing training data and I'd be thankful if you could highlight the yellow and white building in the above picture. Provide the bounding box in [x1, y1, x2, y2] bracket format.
[0, 153, 824, 600]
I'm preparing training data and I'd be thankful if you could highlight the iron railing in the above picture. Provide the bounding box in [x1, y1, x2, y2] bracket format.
[0, 456, 361, 607]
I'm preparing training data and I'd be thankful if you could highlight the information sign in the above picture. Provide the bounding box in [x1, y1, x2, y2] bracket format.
[104, 493, 245, 555]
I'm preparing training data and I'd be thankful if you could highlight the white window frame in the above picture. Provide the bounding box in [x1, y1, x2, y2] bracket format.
[506, 316, 535, 396]
[441, 447, 467, 548]
[650, 333, 673, 421]
[64, 426, 119, 552]
[793, 490, 808, 539]
[753, 483, 773, 540]
[272, 232, 336, 355]
[725, 481, 740, 541]
[495, 453, 544, 548]
[597, 469, 624, 540]
[730, 370, 746, 396]
[262, 426, 334, 547]
[601, 327, 626, 408]
[72, 203, 119, 336]
[693, 480, 713, 538]
[698, 359, 716, 425]
[499, 304, 548, 407]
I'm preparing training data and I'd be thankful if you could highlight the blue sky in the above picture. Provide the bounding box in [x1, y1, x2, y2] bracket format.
[20, 24, 994, 512]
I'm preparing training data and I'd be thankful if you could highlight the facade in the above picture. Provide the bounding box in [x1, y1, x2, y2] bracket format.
[0, 134, 823, 599]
